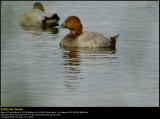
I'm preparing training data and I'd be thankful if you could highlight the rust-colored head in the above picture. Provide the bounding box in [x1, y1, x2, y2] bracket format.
[62, 16, 83, 37]
[33, 2, 45, 12]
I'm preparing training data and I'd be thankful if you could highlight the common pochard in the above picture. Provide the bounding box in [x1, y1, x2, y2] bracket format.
[19, 2, 60, 28]
[60, 16, 119, 49]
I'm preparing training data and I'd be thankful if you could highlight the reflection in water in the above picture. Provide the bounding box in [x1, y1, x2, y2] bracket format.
[61, 47, 117, 55]
[21, 26, 59, 35]
[62, 49, 80, 66]
[61, 47, 117, 74]
[42, 27, 59, 34]
[61, 47, 117, 91]
[60, 48, 81, 91]
[62, 48, 81, 80]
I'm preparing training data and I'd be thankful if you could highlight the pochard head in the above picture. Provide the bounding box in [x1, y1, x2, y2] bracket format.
[61, 16, 83, 37]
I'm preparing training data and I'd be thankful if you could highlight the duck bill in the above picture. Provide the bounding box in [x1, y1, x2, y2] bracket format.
[55, 23, 65, 29]
[60, 23, 66, 28]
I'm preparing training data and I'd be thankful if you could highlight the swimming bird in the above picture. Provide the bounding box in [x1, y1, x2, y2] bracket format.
[60, 16, 119, 49]
[19, 2, 60, 28]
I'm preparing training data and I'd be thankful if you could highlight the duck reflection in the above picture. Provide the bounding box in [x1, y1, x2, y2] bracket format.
[62, 47, 81, 75]
[21, 26, 59, 36]
[42, 26, 59, 34]
[61, 47, 117, 87]
[61, 47, 82, 91]
[61, 47, 116, 76]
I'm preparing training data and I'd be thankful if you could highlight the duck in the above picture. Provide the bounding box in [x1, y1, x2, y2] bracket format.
[19, 2, 60, 28]
[60, 16, 119, 49]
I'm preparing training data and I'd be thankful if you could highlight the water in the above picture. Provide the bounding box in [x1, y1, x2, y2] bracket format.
[1, 1, 159, 107]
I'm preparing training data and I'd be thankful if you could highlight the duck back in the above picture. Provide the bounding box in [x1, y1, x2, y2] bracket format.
[19, 9, 47, 27]
[77, 32, 111, 48]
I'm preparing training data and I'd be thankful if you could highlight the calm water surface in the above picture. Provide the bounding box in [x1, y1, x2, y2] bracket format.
[1, 1, 159, 106]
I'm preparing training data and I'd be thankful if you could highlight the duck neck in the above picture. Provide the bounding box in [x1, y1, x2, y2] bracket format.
[68, 30, 81, 38]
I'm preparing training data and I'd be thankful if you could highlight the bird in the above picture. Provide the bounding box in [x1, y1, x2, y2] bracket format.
[19, 2, 60, 28]
[60, 16, 119, 49]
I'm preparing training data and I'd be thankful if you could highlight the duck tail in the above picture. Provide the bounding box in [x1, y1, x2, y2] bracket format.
[109, 34, 119, 49]
[42, 13, 60, 29]
[51, 13, 60, 21]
